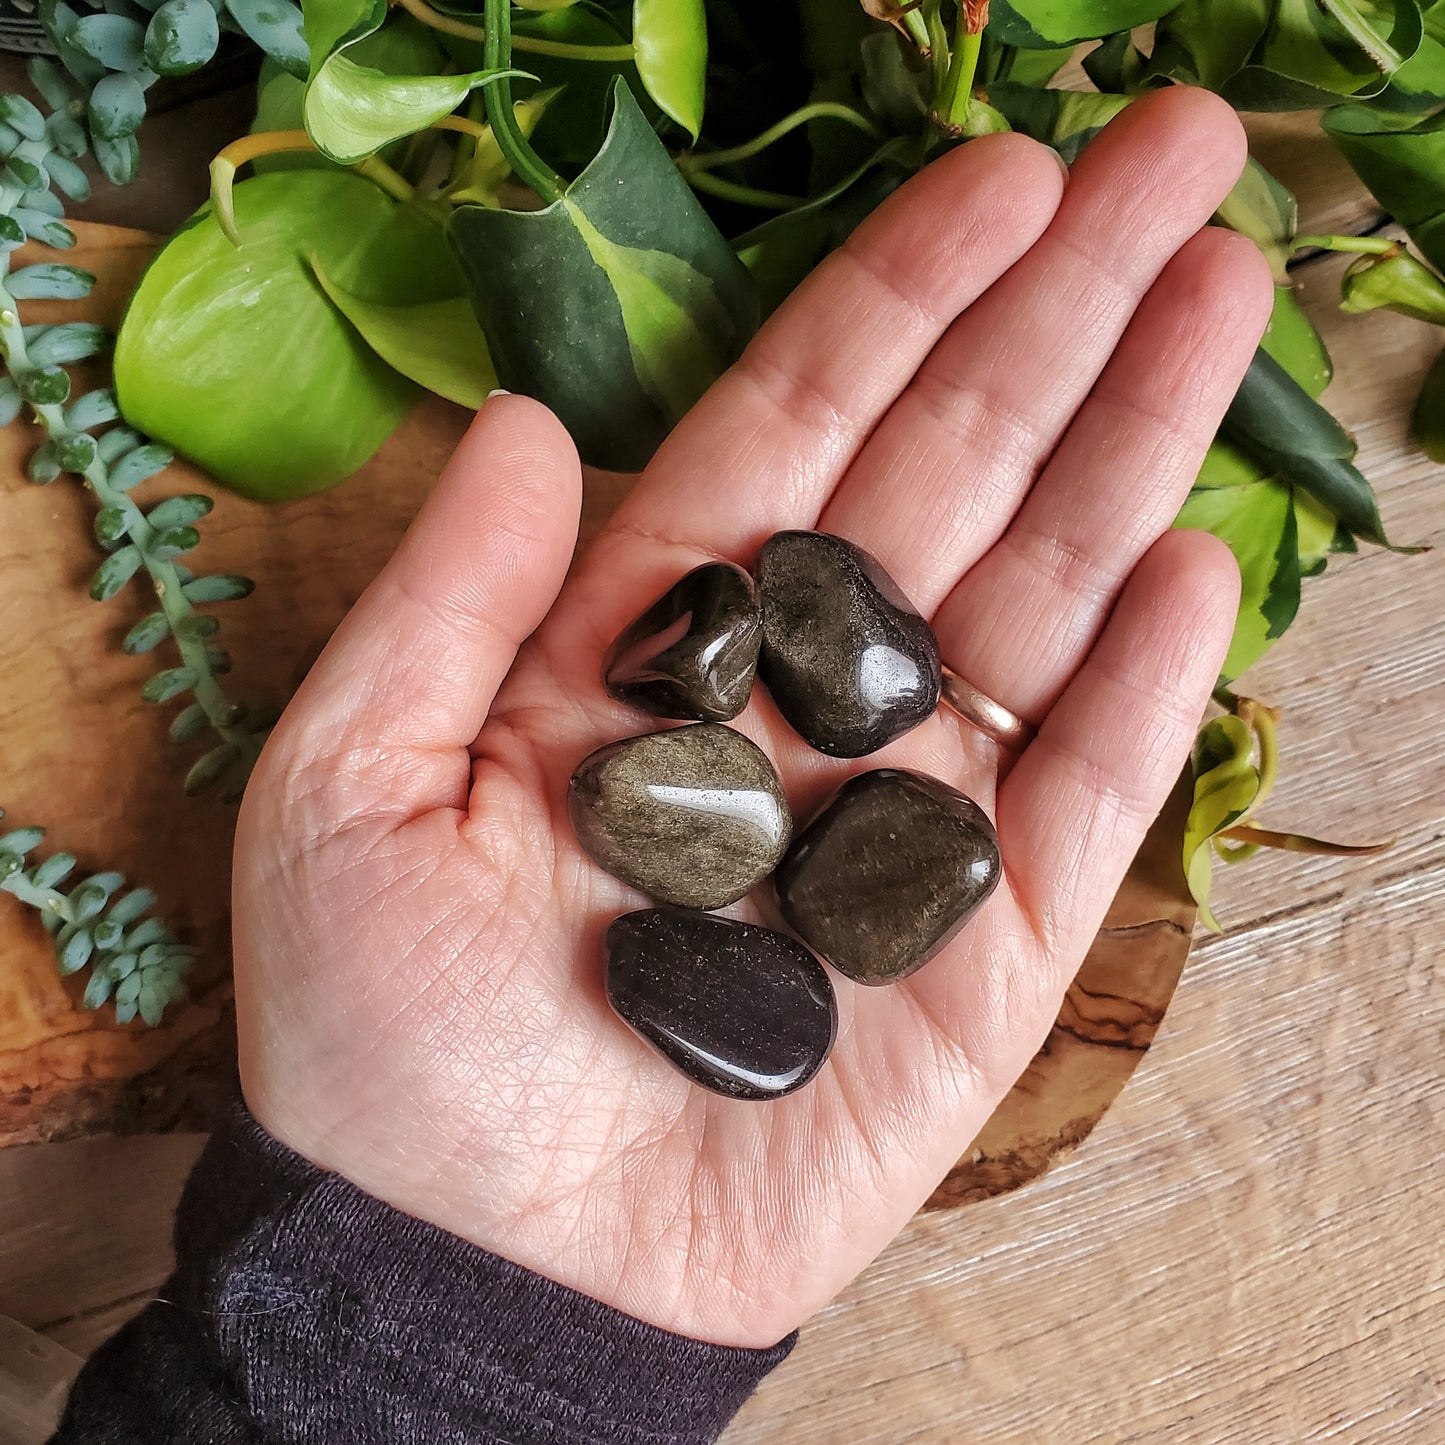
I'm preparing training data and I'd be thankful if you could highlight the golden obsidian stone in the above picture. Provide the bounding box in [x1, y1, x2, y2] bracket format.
[775, 769, 1001, 984]
[756, 531, 942, 758]
[604, 561, 761, 722]
[568, 724, 791, 910]
[605, 907, 837, 1100]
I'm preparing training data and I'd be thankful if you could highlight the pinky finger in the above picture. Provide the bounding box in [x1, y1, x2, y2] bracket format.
[995, 528, 1240, 959]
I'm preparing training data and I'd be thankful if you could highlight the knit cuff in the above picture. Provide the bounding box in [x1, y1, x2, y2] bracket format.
[169, 1100, 792, 1444]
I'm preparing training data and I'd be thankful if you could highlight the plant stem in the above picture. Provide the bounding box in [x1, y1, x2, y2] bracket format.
[395, 0, 634, 61]
[932, 0, 988, 135]
[480, 0, 565, 203]
[0, 293, 263, 772]
[354, 155, 416, 202]
[678, 102, 881, 175]
[1294, 233, 1400, 255]
[1317, 0, 1406, 71]
[681, 170, 805, 210]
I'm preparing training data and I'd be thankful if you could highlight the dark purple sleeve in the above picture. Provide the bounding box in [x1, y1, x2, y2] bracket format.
[52, 1101, 793, 1444]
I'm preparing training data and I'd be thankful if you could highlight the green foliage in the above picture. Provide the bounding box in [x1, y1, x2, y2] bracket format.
[115, 169, 469, 497]
[0, 809, 196, 1026]
[448, 78, 757, 470]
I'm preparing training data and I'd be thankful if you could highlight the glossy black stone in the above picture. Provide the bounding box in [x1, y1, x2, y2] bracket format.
[605, 907, 837, 1099]
[756, 531, 942, 757]
[775, 768, 1001, 985]
[604, 562, 761, 722]
[568, 724, 791, 910]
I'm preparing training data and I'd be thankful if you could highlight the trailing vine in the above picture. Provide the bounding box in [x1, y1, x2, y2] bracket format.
[0, 62, 271, 798]
[0, 809, 195, 1024]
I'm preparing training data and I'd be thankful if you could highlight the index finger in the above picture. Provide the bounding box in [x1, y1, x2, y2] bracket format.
[602, 132, 1068, 559]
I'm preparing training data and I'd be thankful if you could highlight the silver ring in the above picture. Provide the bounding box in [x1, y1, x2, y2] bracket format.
[940, 666, 1035, 752]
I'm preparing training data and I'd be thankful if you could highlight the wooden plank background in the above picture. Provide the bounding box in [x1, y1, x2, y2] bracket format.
[0, 76, 1441, 1443]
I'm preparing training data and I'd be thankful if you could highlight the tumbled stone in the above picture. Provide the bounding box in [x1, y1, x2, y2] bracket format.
[756, 531, 942, 757]
[605, 907, 837, 1099]
[774, 768, 1001, 985]
[604, 561, 761, 722]
[568, 724, 791, 910]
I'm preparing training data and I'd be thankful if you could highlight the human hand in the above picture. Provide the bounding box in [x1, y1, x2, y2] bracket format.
[233, 87, 1271, 1349]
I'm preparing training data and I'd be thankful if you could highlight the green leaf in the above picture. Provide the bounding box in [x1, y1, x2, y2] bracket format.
[72, 12, 147, 69]
[1214, 157, 1298, 282]
[181, 573, 255, 603]
[91, 545, 143, 600]
[735, 143, 912, 319]
[1221, 346, 1417, 551]
[6, 263, 96, 301]
[1222, 0, 1425, 109]
[226, 0, 310, 81]
[1261, 284, 1332, 397]
[1176, 478, 1301, 681]
[144, 0, 220, 76]
[1083, 30, 1147, 91]
[303, 54, 523, 164]
[26, 322, 107, 367]
[447, 79, 757, 471]
[184, 743, 241, 794]
[1153, 0, 1271, 91]
[93, 133, 141, 188]
[988, 0, 1178, 48]
[1325, 105, 1445, 273]
[1414, 345, 1445, 459]
[109, 443, 174, 491]
[1183, 716, 1262, 931]
[632, 0, 706, 139]
[310, 260, 496, 407]
[114, 170, 466, 499]
[123, 611, 172, 655]
[986, 83, 1131, 161]
[147, 493, 214, 529]
[169, 702, 209, 742]
[141, 667, 198, 703]
[302, 0, 387, 69]
[1340, 249, 1445, 321]
[88, 72, 147, 140]
[1377, 0, 1445, 106]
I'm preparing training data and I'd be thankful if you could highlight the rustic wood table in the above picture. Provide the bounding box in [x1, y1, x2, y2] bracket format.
[0, 62, 1440, 1444]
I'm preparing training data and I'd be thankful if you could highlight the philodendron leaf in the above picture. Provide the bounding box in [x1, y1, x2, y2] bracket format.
[115, 170, 467, 499]
[1214, 156, 1298, 282]
[988, 0, 1178, 47]
[1325, 105, 1445, 273]
[1221, 0, 1424, 110]
[310, 259, 497, 407]
[1261, 284, 1332, 398]
[447, 79, 757, 471]
[1183, 716, 1261, 932]
[1176, 477, 1300, 681]
[304, 54, 526, 163]
[1415, 346, 1445, 459]
[1149, 0, 1271, 91]
[632, 0, 706, 139]
[302, 0, 386, 67]
[985, 83, 1130, 160]
[1221, 347, 1419, 552]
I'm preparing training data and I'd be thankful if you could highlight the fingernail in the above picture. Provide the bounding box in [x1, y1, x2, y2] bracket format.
[1046, 146, 1070, 180]
[486, 388, 512, 400]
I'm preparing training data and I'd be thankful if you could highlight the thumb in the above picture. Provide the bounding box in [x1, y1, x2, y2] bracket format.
[261, 394, 582, 815]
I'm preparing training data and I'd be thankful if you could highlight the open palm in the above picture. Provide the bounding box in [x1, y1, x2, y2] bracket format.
[234, 89, 1271, 1349]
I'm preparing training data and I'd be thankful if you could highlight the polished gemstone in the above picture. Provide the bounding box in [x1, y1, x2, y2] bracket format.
[775, 768, 1001, 985]
[756, 531, 942, 757]
[605, 907, 837, 1099]
[604, 562, 761, 722]
[568, 724, 791, 910]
